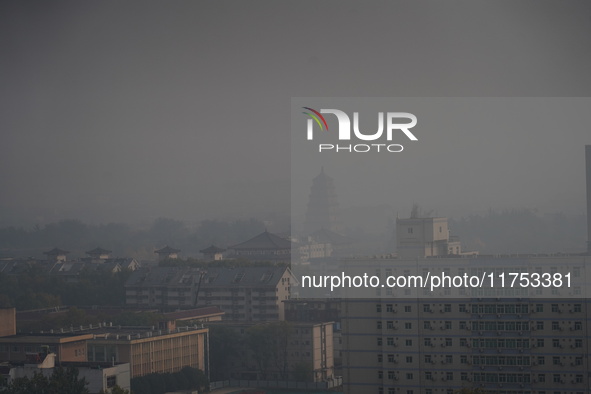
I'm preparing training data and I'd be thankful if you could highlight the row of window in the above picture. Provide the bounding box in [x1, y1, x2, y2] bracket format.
[374, 303, 578, 314]
[378, 389, 582, 394]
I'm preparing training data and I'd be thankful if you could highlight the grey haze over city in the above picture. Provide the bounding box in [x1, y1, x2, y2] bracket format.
[2, 1, 591, 234]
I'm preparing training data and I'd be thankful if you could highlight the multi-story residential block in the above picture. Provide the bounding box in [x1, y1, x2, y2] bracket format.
[341, 254, 591, 394]
[125, 265, 294, 320]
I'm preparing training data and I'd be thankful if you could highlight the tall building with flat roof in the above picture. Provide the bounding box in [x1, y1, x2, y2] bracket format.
[341, 254, 591, 394]
[586, 145, 591, 253]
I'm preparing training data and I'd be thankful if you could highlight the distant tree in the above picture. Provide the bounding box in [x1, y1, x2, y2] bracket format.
[3, 367, 89, 394]
[130, 367, 207, 394]
[209, 325, 243, 380]
[99, 385, 130, 394]
[293, 361, 313, 382]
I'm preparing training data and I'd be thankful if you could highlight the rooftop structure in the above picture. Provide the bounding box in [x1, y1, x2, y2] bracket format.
[43, 247, 70, 262]
[199, 244, 226, 261]
[154, 245, 181, 261]
[230, 230, 293, 261]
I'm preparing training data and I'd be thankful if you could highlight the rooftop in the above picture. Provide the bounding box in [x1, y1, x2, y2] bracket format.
[230, 230, 293, 251]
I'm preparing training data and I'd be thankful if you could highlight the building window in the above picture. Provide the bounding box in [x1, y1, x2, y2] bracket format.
[404, 305, 411, 312]
[377, 337, 383, 346]
[552, 357, 560, 365]
[423, 304, 431, 312]
[378, 370, 383, 379]
[537, 374, 545, 382]
[444, 304, 451, 312]
[406, 356, 413, 363]
[536, 321, 544, 330]
[536, 304, 543, 313]
[387, 337, 394, 346]
[377, 354, 383, 363]
[553, 374, 561, 383]
[551, 304, 558, 312]
[106, 376, 116, 388]
[386, 304, 393, 312]
[424, 355, 432, 363]
[460, 355, 467, 364]
[404, 323, 412, 329]
[446, 372, 453, 380]
[537, 356, 545, 365]
[552, 339, 559, 348]
[574, 321, 582, 330]
[444, 321, 452, 330]
[424, 338, 432, 346]
[445, 338, 452, 347]
[424, 321, 431, 329]
[388, 354, 395, 363]
[425, 371, 432, 380]
[551, 321, 559, 330]
[574, 304, 582, 312]
[575, 375, 583, 383]
[575, 339, 583, 348]
[536, 339, 544, 348]
[408, 228, 413, 234]
[405, 339, 412, 346]
[388, 371, 395, 379]
[387, 321, 394, 329]
[445, 355, 452, 364]
[377, 321, 382, 330]
[406, 373, 413, 380]
[376, 304, 382, 312]
[459, 304, 466, 312]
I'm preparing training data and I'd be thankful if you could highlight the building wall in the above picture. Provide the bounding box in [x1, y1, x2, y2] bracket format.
[0, 308, 16, 337]
[0, 335, 91, 363]
[396, 217, 450, 258]
[343, 297, 591, 394]
[88, 328, 207, 378]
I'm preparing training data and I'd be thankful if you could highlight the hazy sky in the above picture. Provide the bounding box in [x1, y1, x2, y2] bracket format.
[2, 1, 591, 227]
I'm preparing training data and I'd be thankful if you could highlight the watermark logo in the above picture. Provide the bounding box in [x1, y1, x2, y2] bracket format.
[302, 108, 417, 152]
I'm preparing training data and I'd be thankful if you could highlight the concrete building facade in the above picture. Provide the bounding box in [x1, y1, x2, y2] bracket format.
[341, 255, 591, 394]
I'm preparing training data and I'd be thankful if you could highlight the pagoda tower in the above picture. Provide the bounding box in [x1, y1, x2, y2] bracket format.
[304, 167, 340, 235]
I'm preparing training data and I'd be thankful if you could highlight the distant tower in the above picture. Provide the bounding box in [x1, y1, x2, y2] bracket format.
[586, 145, 591, 253]
[304, 167, 340, 234]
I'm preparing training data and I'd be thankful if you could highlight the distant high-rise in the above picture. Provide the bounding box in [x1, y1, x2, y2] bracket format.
[304, 167, 340, 235]
[586, 145, 591, 253]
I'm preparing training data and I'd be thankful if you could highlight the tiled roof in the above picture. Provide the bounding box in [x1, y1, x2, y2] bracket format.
[44, 248, 70, 255]
[126, 265, 291, 288]
[163, 306, 224, 320]
[230, 231, 292, 250]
